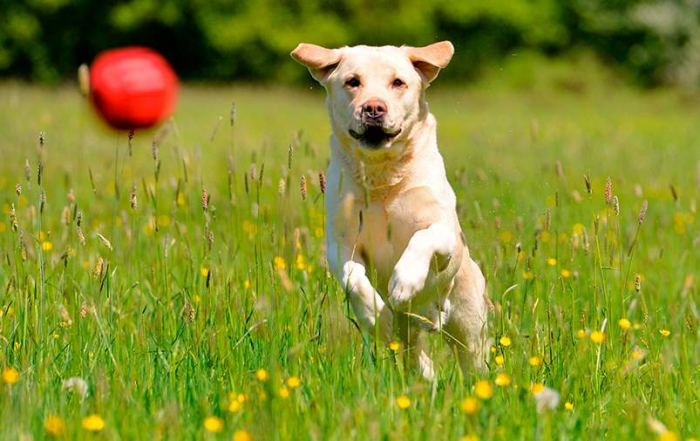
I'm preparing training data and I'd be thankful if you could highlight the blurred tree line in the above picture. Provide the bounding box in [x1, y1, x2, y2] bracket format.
[2, 0, 700, 88]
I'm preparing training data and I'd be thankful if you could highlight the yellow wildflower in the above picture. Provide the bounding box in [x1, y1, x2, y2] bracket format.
[42, 241, 53, 251]
[279, 387, 290, 399]
[590, 331, 605, 344]
[244, 279, 251, 289]
[203, 416, 224, 433]
[82, 414, 105, 432]
[295, 254, 306, 270]
[495, 354, 505, 366]
[461, 436, 479, 441]
[200, 267, 209, 277]
[475, 380, 493, 400]
[228, 400, 243, 413]
[659, 432, 680, 441]
[389, 341, 401, 352]
[530, 383, 545, 395]
[233, 430, 253, 441]
[287, 376, 301, 389]
[560, 269, 572, 278]
[523, 271, 534, 280]
[564, 402, 573, 411]
[499, 230, 513, 244]
[529, 356, 542, 367]
[660, 329, 671, 337]
[576, 329, 586, 339]
[547, 258, 557, 266]
[495, 373, 511, 387]
[2, 367, 19, 384]
[44, 415, 66, 436]
[618, 318, 632, 331]
[460, 397, 479, 415]
[273, 256, 287, 270]
[499, 336, 512, 347]
[255, 369, 269, 381]
[396, 395, 411, 410]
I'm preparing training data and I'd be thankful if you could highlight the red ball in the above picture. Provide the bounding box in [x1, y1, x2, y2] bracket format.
[89, 47, 179, 130]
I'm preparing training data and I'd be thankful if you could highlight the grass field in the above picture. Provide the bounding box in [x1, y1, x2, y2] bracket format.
[1, 64, 699, 439]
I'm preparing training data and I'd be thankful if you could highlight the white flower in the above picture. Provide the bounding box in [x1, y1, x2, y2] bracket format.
[534, 386, 560, 413]
[63, 377, 89, 398]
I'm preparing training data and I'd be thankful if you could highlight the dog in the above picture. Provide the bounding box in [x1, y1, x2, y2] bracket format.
[291, 41, 489, 379]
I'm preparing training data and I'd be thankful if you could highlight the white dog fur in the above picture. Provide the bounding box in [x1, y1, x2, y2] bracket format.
[291, 41, 488, 379]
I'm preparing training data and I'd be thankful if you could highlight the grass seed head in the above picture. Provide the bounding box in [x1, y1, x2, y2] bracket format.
[300, 175, 307, 200]
[130, 185, 137, 209]
[152, 140, 159, 162]
[638, 200, 648, 224]
[201, 186, 208, 211]
[94, 257, 104, 279]
[10, 205, 18, 231]
[62, 206, 70, 225]
[319, 171, 326, 194]
[584, 174, 592, 196]
[605, 177, 612, 205]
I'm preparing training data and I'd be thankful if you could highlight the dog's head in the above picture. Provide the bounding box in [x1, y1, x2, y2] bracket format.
[291, 42, 453, 151]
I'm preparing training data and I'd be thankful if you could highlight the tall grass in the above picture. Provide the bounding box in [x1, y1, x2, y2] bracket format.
[0, 81, 698, 440]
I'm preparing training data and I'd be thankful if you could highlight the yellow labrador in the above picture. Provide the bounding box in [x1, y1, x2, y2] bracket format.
[291, 42, 488, 379]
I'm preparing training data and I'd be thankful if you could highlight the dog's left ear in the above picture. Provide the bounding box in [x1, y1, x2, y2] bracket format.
[291, 43, 342, 84]
[403, 41, 454, 83]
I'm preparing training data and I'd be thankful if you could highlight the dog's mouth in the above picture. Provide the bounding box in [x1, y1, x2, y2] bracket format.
[349, 124, 401, 149]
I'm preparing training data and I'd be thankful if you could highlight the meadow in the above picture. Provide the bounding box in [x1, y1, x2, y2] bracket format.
[0, 59, 699, 439]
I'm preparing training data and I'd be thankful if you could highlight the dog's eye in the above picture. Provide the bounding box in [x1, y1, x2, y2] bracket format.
[392, 78, 405, 88]
[345, 77, 361, 88]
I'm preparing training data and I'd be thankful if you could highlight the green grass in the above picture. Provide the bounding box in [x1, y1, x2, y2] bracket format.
[0, 71, 699, 440]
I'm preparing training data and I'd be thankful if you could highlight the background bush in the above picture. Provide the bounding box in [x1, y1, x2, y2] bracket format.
[2, 0, 700, 88]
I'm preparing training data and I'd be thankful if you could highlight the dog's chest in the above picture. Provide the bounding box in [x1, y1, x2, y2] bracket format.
[335, 186, 445, 294]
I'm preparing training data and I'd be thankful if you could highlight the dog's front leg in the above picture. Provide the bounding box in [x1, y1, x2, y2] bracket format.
[388, 221, 457, 311]
[328, 241, 393, 342]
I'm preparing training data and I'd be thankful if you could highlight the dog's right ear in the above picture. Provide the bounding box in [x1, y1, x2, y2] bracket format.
[291, 43, 342, 83]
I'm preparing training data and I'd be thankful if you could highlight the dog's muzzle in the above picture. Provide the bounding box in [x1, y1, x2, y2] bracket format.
[349, 122, 401, 148]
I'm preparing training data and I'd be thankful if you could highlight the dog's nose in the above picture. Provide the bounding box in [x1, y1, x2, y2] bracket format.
[361, 99, 388, 120]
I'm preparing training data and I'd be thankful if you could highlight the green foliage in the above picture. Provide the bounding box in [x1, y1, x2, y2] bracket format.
[2, 0, 700, 87]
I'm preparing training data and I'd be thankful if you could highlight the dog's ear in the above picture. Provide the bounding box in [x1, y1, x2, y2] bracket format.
[403, 41, 454, 83]
[291, 43, 342, 83]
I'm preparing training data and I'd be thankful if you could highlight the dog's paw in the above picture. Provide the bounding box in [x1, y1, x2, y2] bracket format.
[388, 257, 429, 310]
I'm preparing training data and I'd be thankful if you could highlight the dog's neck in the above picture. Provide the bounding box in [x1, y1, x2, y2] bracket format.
[331, 113, 437, 199]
